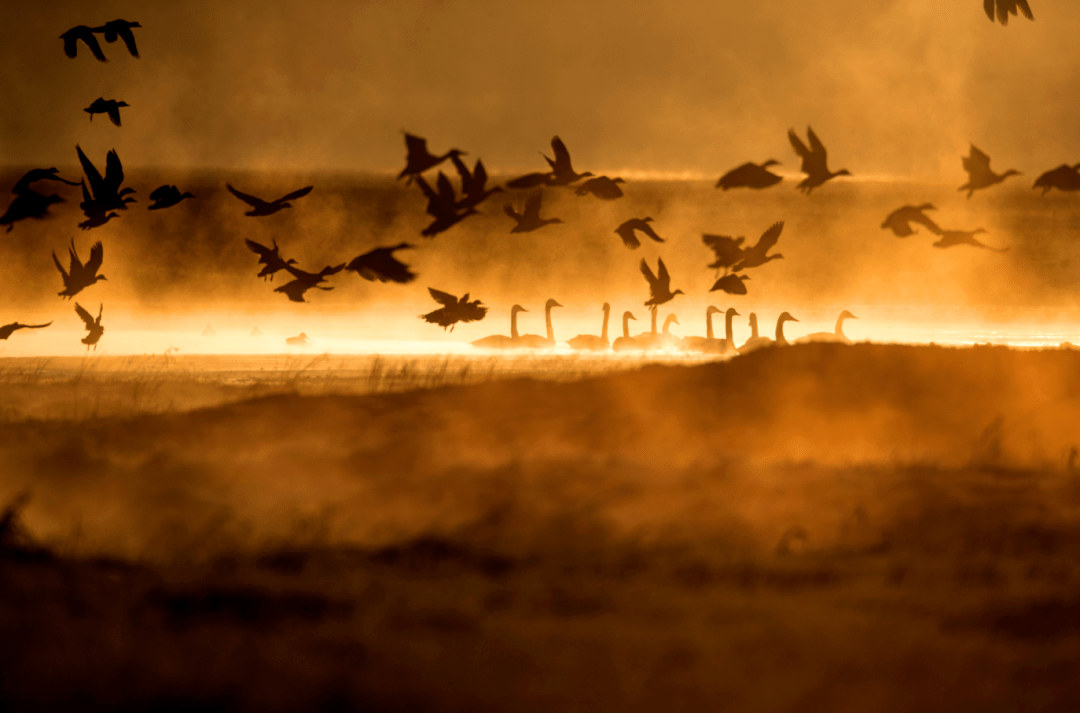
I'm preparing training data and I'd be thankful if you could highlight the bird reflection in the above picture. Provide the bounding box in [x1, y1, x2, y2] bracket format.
[794, 311, 858, 344]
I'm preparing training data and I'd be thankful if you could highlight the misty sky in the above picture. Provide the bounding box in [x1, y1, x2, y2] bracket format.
[2, 0, 1079, 178]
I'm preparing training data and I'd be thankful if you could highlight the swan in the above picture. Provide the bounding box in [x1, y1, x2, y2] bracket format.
[738, 312, 772, 354]
[471, 304, 528, 349]
[773, 312, 799, 346]
[794, 311, 857, 344]
[679, 307, 739, 355]
[567, 303, 611, 351]
[649, 314, 680, 350]
[612, 312, 640, 352]
[514, 299, 562, 349]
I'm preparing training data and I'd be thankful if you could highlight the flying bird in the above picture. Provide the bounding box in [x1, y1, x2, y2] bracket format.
[881, 204, 942, 237]
[416, 173, 477, 237]
[244, 239, 297, 281]
[615, 218, 665, 249]
[716, 160, 783, 190]
[346, 243, 416, 284]
[504, 189, 563, 233]
[77, 145, 136, 215]
[97, 19, 141, 57]
[60, 26, 107, 62]
[575, 176, 625, 200]
[0, 321, 52, 341]
[959, 145, 1020, 198]
[932, 228, 1009, 252]
[985, 0, 1034, 25]
[274, 263, 346, 302]
[451, 156, 503, 210]
[420, 288, 488, 331]
[84, 98, 129, 127]
[702, 234, 746, 276]
[399, 133, 465, 182]
[1, 191, 63, 233]
[53, 239, 106, 299]
[640, 257, 684, 307]
[731, 221, 785, 271]
[148, 185, 194, 210]
[508, 136, 593, 188]
[227, 183, 312, 216]
[1033, 164, 1080, 195]
[75, 303, 105, 351]
[710, 273, 750, 295]
[11, 168, 80, 195]
[788, 127, 851, 194]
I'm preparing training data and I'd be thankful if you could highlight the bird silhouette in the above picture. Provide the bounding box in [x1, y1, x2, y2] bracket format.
[84, 98, 129, 127]
[794, 311, 858, 344]
[77, 145, 136, 214]
[959, 145, 1020, 198]
[639, 312, 680, 351]
[716, 160, 783, 190]
[471, 304, 529, 349]
[60, 26, 107, 61]
[567, 303, 611, 351]
[514, 299, 563, 349]
[11, 168, 80, 195]
[881, 204, 941, 237]
[710, 273, 750, 295]
[53, 240, 106, 299]
[346, 243, 416, 284]
[286, 333, 311, 346]
[678, 307, 739, 355]
[1, 191, 63, 233]
[640, 257, 684, 307]
[75, 303, 104, 350]
[416, 173, 477, 237]
[505, 172, 553, 190]
[788, 127, 851, 194]
[611, 311, 641, 352]
[544, 136, 593, 186]
[731, 221, 784, 271]
[244, 239, 297, 281]
[451, 156, 504, 210]
[575, 176, 625, 200]
[985, 0, 1034, 25]
[615, 218, 665, 249]
[148, 185, 194, 210]
[504, 189, 563, 233]
[420, 288, 488, 331]
[97, 19, 141, 57]
[1033, 164, 1080, 195]
[0, 321, 52, 341]
[399, 133, 465, 182]
[932, 228, 1009, 252]
[227, 183, 313, 216]
[274, 263, 346, 302]
[702, 234, 746, 275]
[773, 312, 799, 346]
[738, 313, 771, 354]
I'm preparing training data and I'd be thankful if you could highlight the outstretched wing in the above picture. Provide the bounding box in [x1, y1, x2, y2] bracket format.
[639, 222, 664, 244]
[226, 183, 265, 208]
[710, 274, 748, 295]
[85, 241, 104, 275]
[656, 257, 671, 288]
[550, 136, 572, 173]
[984, 0, 996, 20]
[115, 25, 140, 57]
[963, 145, 992, 175]
[806, 127, 828, 162]
[472, 160, 489, 190]
[435, 172, 457, 208]
[415, 175, 439, 213]
[404, 133, 428, 161]
[756, 221, 784, 251]
[319, 263, 346, 277]
[639, 258, 657, 286]
[107, 104, 122, 127]
[428, 288, 458, 307]
[274, 280, 309, 303]
[506, 172, 551, 190]
[244, 238, 274, 261]
[523, 189, 543, 220]
[149, 185, 172, 201]
[74, 302, 95, 328]
[910, 210, 942, 236]
[788, 129, 812, 173]
[51, 250, 69, 280]
[278, 185, 313, 203]
[702, 234, 745, 266]
[1016, 0, 1033, 19]
[104, 150, 125, 193]
[76, 145, 105, 197]
[503, 204, 522, 220]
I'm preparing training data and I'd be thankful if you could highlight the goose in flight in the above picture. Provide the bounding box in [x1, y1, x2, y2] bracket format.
[641, 257, 684, 307]
[1033, 164, 1080, 195]
[514, 299, 563, 349]
[567, 303, 611, 351]
[60, 25, 107, 62]
[611, 311, 640, 352]
[985, 0, 1034, 25]
[420, 288, 488, 331]
[148, 185, 194, 210]
[416, 173, 478, 237]
[274, 263, 346, 302]
[702, 234, 746, 276]
[788, 127, 851, 194]
[881, 204, 941, 237]
[959, 145, 1020, 198]
[98, 19, 141, 57]
[615, 218, 664, 249]
[716, 160, 782, 190]
[543, 136, 594, 186]
[0, 321, 52, 341]
[53, 239, 106, 299]
[575, 176, 625, 200]
[398, 133, 465, 182]
[227, 183, 313, 216]
[75, 303, 104, 351]
[794, 310, 858, 344]
[451, 156, 503, 210]
[77, 145, 136, 213]
[710, 273, 750, 295]
[11, 168, 80, 195]
[471, 304, 529, 349]
[84, 98, 129, 127]
[1, 191, 63, 233]
[244, 239, 297, 281]
[346, 243, 416, 284]
[504, 189, 563, 233]
[932, 228, 1009, 252]
[286, 333, 311, 346]
[731, 221, 784, 271]
[738, 313, 771, 354]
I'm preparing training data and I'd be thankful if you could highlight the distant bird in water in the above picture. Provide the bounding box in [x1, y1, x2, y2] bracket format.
[148, 185, 194, 210]
[416, 173, 477, 237]
[679, 307, 739, 355]
[985, 0, 1033, 25]
[611, 311, 640, 352]
[1, 191, 63, 233]
[881, 204, 941, 237]
[575, 176, 625, 200]
[731, 221, 784, 271]
[641, 257, 684, 307]
[933, 228, 1009, 252]
[615, 218, 665, 249]
[959, 145, 1020, 198]
[346, 243, 416, 284]
[508, 136, 593, 188]
[11, 168, 80, 195]
[471, 304, 528, 349]
[420, 288, 488, 331]
[399, 133, 465, 182]
[275, 263, 346, 302]
[202, 324, 217, 337]
[504, 189, 563, 233]
[53, 240, 106, 299]
[794, 311, 858, 344]
[77, 145, 136, 214]
[286, 333, 311, 346]
[514, 299, 563, 349]
[75, 303, 104, 351]
[245, 239, 297, 281]
[738, 313, 771, 354]
[60, 26, 107, 62]
[0, 321, 52, 341]
[98, 19, 142, 57]
[451, 156, 503, 210]
[250, 326, 263, 337]
[567, 303, 611, 351]
[710, 273, 750, 295]
[702, 234, 746, 276]
[788, 127, 851, 194]
[716, 160, 783, 190]
[84, 98, 129, 127]
[227, 184, 313, 216]
[1033, 164, 1080, 195]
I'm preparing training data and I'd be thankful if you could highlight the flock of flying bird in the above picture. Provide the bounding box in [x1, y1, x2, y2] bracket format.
[0, 4, 1069, 354]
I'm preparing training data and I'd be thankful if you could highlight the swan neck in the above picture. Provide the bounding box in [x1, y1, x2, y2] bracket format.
[511, 309, 520, 339]
[725, 312, 735, 344]
[834, 315, 846, 337]
[776, 319, 788, 345]
[650, 307, 657, 334]
[750, 316, 759, 339]
[600, 307, 610, 342]
[706, 311, 714, 340]
[622, 314, 631, 338]
[545, 303, 555, 343]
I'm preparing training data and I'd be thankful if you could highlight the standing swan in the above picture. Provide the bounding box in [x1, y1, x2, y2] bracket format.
[471, 304, 529, 349]
[515, 299, 563, 349]
[568, 303, 611, 351]
[795, 311, 858, 344]
[612, 312, 640, 352]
